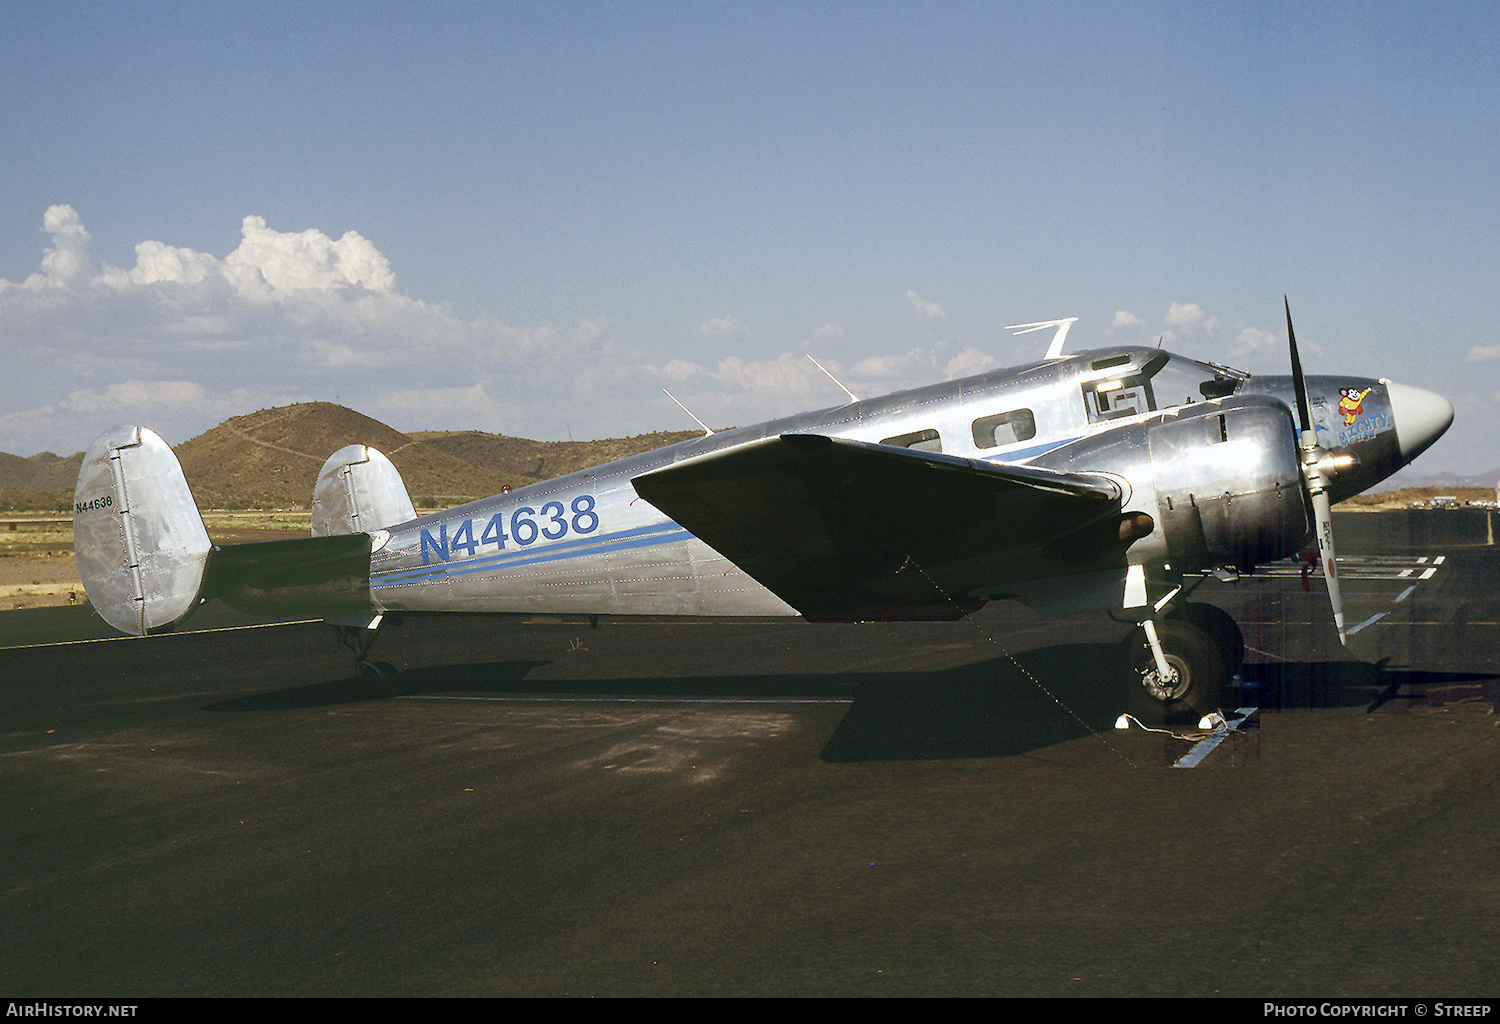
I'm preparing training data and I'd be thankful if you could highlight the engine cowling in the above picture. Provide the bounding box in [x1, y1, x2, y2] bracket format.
[1148, 396, 1310, 570]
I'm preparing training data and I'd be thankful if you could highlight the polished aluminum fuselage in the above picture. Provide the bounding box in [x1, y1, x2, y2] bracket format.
[368, 347, 1404, 619]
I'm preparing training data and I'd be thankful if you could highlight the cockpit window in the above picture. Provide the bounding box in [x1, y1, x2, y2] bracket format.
[1082, 353, 1248, 424]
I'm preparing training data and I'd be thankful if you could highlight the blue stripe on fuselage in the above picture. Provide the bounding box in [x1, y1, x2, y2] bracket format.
[372, 520, 695, 589]
[981, 435, 1081, 464]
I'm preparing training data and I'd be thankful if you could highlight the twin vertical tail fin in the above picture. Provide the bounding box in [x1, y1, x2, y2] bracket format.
[73, 428, 417, 637]
[73, 426, 212, 635]
[311, 445, 417, 538]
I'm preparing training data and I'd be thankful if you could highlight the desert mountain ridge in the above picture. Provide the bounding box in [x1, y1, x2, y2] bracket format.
[1, 402, 702, 510]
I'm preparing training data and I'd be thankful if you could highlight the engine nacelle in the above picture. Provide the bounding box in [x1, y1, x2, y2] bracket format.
[1147, 396, 1310, 570]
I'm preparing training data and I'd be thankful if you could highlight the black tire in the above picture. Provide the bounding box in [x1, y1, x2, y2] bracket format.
[356, 659, 399, 682]
[1172, 602, 1245, 673]
[1127, 618, 1228, 725]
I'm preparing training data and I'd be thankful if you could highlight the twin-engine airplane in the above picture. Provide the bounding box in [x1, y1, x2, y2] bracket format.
[73, 302, 1452, 723]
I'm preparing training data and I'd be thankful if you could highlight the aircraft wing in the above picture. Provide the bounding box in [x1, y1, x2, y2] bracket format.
[631, 433, 1126, 621]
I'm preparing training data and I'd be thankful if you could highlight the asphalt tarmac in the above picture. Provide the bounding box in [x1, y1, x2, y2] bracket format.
[2, 512, 1498, 997]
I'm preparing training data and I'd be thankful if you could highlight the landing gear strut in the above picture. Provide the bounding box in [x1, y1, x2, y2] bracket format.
[332, 615, 397, 681]
[1124, 566, 1241, 725]
[1126, 616, 1228, 724]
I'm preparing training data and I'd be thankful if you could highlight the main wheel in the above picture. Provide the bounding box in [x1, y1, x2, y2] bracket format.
[1172, 602, 1245, 674]
[356, 658, 399, 682]
[1126, 618, 1228, 725]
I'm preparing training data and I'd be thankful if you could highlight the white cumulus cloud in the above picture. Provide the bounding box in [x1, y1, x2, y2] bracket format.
[905, 290, 945, 320]
[130, 240, 220, 286]
[692, 315, 748, 337]
[1165, 301, 1216, 332]
[223, 216, 396, 298]
[944, 347, 998, 379]
[0, 207, 635, 454]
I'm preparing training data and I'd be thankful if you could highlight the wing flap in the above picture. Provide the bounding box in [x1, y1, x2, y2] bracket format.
[631, 434, 1127, 621]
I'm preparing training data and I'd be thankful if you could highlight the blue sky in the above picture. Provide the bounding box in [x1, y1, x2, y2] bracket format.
[1, 1, 1495, 477]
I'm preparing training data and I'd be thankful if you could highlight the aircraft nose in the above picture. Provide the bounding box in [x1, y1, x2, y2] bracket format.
[1387, 380, 1454, 464]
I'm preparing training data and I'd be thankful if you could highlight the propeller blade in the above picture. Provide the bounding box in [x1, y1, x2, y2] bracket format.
[1286, 295, 1313, 436]
[1286, 297, 1348, 647]
[1311, 487, 1346, 644]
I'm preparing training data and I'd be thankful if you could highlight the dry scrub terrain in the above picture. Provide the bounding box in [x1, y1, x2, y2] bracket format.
[0, 512, 311, 611]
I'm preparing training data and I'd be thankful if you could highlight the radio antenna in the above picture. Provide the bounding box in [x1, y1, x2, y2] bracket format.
[1006, 317, 1079, 359]
[662, 389, 714, 436]
[806, 354, 859, 403]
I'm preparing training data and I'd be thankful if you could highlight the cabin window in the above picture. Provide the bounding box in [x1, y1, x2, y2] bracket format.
[972, 409, 1037, 449]
[882, 428, 942, 453]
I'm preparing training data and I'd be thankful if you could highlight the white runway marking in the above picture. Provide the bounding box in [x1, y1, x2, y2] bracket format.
[1251, 553, 1448, 583]
[2, 617, 322, 651]
[401, 694, 853, 705]
[1173, 707, 1257, 768]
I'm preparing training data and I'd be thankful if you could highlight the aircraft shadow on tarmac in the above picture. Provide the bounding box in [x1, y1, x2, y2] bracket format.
[1241, 660, 1500, 716]
[201, 638, 1500, 762]
[205, 642, 1131, 760]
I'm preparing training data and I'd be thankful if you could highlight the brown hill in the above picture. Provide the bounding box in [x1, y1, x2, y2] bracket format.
[16, 402, 701, 511]
[172, 403, 500, 508]
[0, 452, 36, 489]
[408, 429, 701, 487]
[176, 403, 425, 508]
[0, 451, 83, 497]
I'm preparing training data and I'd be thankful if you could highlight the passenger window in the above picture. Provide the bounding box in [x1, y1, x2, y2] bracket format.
[972, 409, 1037, 449]
[881, 428, 942, 453]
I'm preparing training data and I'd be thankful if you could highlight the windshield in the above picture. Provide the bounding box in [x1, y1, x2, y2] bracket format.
[1147, 354, 1247, 408]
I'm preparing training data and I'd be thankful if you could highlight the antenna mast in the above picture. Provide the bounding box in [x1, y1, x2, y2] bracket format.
[1006, 317, 1079, 359]
[662, 389, 714, 437]
[805, 354, 859, 403]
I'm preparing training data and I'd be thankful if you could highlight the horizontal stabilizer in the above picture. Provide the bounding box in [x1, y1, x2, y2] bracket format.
[632, 433, 1125, 621]
[202, 533, 374, 619]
